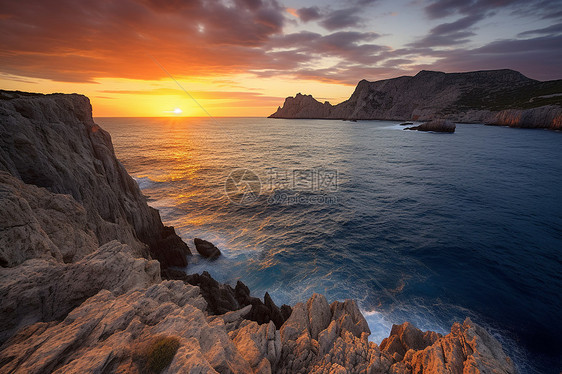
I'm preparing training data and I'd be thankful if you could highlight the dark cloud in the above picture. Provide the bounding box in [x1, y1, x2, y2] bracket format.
[0, 0, 288, 82]
[429, 14, 485, 35]
[414, 34, 562, 81]
[0, 0, 560, 88]
[268, 30, 384, 66]
[296, 6, 322, 22]
[408, 14, 484, 48]
[319, 8, 364, 30]
[518, 23, 562, 37]
[424, 0, 562, 21]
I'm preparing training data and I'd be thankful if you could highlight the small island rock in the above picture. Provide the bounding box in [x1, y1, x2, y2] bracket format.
[194, 238, 221, 259]
[405, 119, 456, 133]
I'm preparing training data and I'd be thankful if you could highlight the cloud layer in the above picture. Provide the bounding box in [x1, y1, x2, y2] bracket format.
[0, 0, 560, 86]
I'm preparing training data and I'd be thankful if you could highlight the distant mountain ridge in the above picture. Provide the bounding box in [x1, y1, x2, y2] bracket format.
[269, 69, 562, 129]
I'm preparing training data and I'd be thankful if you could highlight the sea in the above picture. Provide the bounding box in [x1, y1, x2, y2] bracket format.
[97, 117, 562, 374]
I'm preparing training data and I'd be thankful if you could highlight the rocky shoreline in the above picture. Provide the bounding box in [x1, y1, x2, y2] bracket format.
[269, 69, 562, 130]
[0, 90, 517, 373]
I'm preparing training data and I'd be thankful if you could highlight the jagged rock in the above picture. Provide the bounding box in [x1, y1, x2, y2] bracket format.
[0, 240, 160, 344]
[180, 271, 240, 315]
[404, 119, 456, 133]
[277, 294, 515, 374]
[194, 238, 221, 259]
[307, 294, 332, 340]
[269, 69, 562, 129]
[229, 320, 281, 372]
[269, 93, 333, 119]
[0, 90, 191, 269]
[163, 270, 293, 329]
[330, 299, 371, 338]
[380, 321, 441, 360]
[388, 318, 516, 374]
[264, 292, 286, 330]
[0, 281, 272, 374]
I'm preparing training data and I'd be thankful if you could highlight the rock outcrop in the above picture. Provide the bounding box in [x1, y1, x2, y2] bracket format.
[163, 269, 292, 329]
[0, 240, 160, 343]
[269, 69, 562, 129]
[404, 119, 456, 133]
[0, 90, 190, 269]
[0, 288, 516, 374]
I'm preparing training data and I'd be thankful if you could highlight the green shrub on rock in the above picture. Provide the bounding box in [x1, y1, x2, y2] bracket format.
[144, 336, 180, 373]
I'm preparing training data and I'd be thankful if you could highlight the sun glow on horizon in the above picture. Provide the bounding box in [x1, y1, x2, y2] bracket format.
[164, 108, 183, 115]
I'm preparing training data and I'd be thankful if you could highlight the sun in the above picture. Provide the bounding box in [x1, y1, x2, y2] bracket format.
[163, 107, 183, 116]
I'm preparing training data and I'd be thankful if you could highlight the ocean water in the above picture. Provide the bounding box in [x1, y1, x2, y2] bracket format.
[98, 117, 562, 373]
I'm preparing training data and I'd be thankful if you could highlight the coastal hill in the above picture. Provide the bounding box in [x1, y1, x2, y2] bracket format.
[0, 90, 516, 373]
[269, 69, 562, 129]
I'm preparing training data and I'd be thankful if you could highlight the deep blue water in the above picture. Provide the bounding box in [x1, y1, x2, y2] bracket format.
[98, 117, 562, 373]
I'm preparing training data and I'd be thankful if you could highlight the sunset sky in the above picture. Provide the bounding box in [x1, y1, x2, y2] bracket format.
[1, 0, 561, 117]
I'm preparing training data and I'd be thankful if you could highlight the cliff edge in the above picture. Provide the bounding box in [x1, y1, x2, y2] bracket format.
[0, 90, 517, 373]
[269, 69, 562, 129]
[0, 90, 190, 268]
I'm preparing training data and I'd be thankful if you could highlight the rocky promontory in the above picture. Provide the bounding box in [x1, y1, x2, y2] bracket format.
[0, 90, 517, 373]
[269, 69, 562, 129]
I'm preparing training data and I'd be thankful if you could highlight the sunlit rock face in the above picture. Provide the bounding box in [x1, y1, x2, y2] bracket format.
[0, 90, 190, 268]
[0, 289, 516, 374]
[270, 69, 562, 129]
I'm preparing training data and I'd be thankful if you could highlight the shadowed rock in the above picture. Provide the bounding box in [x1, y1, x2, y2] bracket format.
[162, 269, 292, 329]
[193, 238, 221, 259]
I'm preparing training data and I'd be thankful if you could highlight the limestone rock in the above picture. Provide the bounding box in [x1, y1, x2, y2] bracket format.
[0, 281, 260, 374]
[0, 172, 98, 267]
[389, 318, 516, 374]
[0, 240, 160, 344]
[229, 320, 281, 371]
[277, 294, 515, 374]
[0, 90, 191, 269]
[380, 322, 441, 360]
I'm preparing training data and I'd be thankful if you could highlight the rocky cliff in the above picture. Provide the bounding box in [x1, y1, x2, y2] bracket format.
[269, 69, 562, 129]
[0, 90, 190, 268]
[0, 90, 517, 373]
